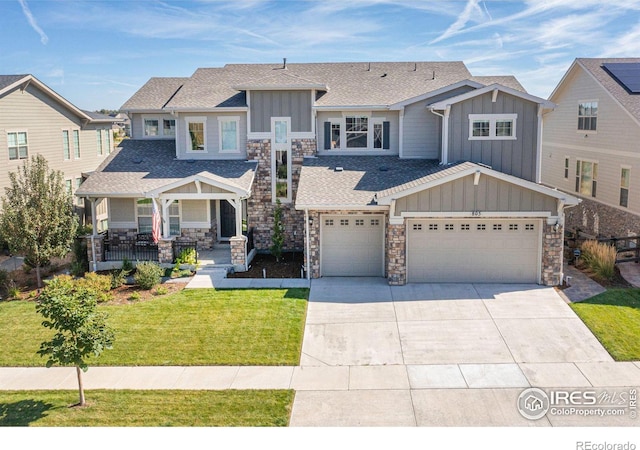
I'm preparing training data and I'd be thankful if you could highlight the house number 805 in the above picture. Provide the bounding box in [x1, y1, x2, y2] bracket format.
[472, 210, 481, 216]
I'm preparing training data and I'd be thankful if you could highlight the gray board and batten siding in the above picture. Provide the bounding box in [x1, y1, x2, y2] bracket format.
[447, 91, 539, 182]
[249, 90, 312, 133]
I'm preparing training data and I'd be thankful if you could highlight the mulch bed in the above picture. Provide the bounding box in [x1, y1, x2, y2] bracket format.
[574, 263, 632, 289]
[228, 252, 304, 279]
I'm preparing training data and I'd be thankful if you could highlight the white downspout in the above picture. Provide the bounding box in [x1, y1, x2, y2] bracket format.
[305, 209, 311, 280]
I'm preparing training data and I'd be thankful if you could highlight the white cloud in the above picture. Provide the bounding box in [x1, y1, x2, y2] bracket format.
[607, 22, 640, 55]
[431, 0, 488, 44]
[18, 0, 48, 45]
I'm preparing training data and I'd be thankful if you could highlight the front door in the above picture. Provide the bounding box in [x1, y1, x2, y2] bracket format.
[220, 200, 236, 238]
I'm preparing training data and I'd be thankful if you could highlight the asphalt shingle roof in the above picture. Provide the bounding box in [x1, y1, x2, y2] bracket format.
[76, 139, 257, 196]
[295, 156, 475, 207]
[159, 61, 475, 110]
[577, 58, 640, 123]
[120, 77, 189, 111]
[0, 74, 29, 91]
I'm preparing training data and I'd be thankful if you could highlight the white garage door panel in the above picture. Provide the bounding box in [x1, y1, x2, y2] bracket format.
[321, 215, 383, 277]
[407, 219, 540, 283]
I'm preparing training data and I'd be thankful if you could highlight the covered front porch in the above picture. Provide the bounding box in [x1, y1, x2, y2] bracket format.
[82, 173, 256, 272]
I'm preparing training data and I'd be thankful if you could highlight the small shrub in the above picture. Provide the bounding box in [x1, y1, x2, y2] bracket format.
[6, 280, 20, 299]
[128, 291, 141, 301]
[78, 272, 112, 303]
[154, 286, 168, 296]
[175, 248, 197, 265]
[70, 234, 88, 276]
[110, 269, 128, 289]
[581, 240, 617, 280]
[134, 261, 163, 290]
[122, 258, 134, 273]
[0, 269, 8, 296]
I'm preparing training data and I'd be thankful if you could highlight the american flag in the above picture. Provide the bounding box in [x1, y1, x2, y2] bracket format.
[151, 200, 161, 243]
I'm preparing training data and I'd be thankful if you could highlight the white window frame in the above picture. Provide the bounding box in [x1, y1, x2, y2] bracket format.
[620, 166, 631, 208]
[142, 116, 176, 138]
[73, 129, 80, 159]
[328, 113, 387, 150]
[7, 130, 28, 160]
[96, 129, 103, 155]
[271, 117, 292, 203]
[62, 129, 71, 160]
[218, 116, 240, 153]
[74, 177, 83, 206]
[185, 116, 207, 153]
[136, 198, 180, 236]
[468, 114, 517, 141]
[575, 159, 598, 198]
[577, 100, 598, 133]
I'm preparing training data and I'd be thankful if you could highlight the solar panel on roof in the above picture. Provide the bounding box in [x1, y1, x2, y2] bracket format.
[602, 63, 640, 94]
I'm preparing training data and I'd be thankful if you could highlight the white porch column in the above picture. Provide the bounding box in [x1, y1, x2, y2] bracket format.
[89, 198, 99, 236]
[235, 197, 243, 237]
[161, 198, 171, 239]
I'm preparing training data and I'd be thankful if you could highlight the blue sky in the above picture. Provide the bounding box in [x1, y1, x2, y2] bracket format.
[2, 0, 640, 111]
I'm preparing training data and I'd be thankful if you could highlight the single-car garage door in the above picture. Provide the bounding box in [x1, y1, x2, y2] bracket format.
[321, 215, 384, 277]
[407, 219, 540, 283]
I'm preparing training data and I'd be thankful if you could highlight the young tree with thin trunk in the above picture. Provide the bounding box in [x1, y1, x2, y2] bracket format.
[36, 276, 115, 407]
[0, 155, 78, 288]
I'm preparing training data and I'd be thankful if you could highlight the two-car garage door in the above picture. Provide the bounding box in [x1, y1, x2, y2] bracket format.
[321, 215, 384, 277]
[407, 219, 541, 283]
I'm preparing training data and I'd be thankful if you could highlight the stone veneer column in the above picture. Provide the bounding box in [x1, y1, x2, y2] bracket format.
[386, 223, 406, 285]
[541, 222, 563, 286]
[85, 234, 104, 272]
[230, 235, 247, 272]
[157, 237, 175, 264]
[246, 138, 316, 252]
[305, 211, 321, 278]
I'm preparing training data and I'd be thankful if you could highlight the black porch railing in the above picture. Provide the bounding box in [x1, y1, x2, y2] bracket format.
[103, 238, 159, 262]
[173, 240, 198, 264]
[244, 227, 255, 253]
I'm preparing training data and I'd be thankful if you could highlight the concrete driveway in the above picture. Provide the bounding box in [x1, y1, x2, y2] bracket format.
[301, 278, 612, 367]
[290, 278, 633, 426]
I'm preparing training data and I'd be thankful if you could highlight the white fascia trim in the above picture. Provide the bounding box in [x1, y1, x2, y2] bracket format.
[232, 84, 328, 91]
[166, 107, 249, 113]
[294, 204, 389, 211]
[377, 166, 581, 206]
[79, 192, 145, 198]
[313, 105, 389, 111]
[146, 173, 246, 197]
[429, 83, 556, 110]
[389, 80, 485, 110]
[159, 193, 243, 200]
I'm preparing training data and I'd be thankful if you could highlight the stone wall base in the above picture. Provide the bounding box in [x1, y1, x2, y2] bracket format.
[565, 196, 640, 237]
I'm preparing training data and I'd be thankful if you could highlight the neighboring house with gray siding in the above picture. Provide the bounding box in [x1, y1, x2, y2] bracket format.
[78, 61, 578, 285]
[541, 58, 640, 238]
[0, 74, 115, 229]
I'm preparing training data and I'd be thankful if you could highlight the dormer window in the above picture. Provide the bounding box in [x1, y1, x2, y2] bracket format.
[143, 116, 176, 138]
[186, 117, 207, 152]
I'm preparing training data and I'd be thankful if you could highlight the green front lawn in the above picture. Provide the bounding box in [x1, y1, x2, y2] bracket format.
[570, 288, 640, 361]
[0, 288, 308, 366]
[0, 390, 293, 426]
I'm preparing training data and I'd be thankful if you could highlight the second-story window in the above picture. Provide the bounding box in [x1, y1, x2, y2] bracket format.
[576, 160, 598, 197]
[7, 131, 28, 160]
[620, 167, 630, 208]
[218, 117, 239, 153]
[468, 114, 517, 140]
[163, 119, 175, 136]
[578, 101, 597, 131]
[73, 130, 80, 158]
[62, 130, 70, 160]
[97, 129, 103, 155]
[144, 119, 159, 136]
[324, 117, 389, 150]
[186, 117, 206, 152]
[345, 116, 368, 148]
[104, 129, 111, 154]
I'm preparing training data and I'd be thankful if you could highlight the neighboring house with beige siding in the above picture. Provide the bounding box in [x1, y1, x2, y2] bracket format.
[0, 74, 115, 229]
[541, 58, 640, 237]
[78, 61, 578, 285]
